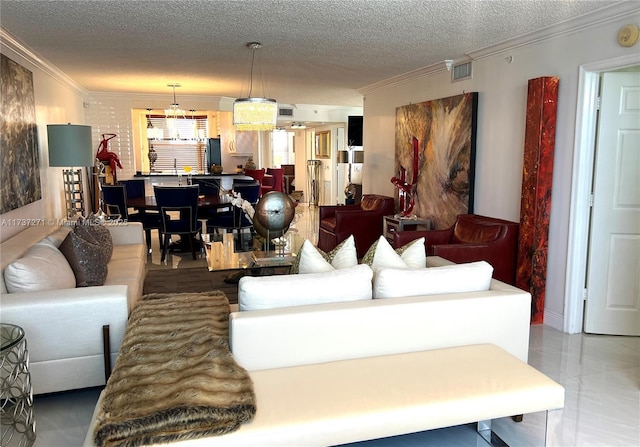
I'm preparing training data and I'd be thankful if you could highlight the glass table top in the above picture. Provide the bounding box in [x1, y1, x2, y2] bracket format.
[203, 231, 300, 272]
[1, 324, 25, 353]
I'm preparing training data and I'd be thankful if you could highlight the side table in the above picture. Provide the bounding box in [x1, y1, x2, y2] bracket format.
[1, 324, 35, 447]
[383, 215, 432, 244]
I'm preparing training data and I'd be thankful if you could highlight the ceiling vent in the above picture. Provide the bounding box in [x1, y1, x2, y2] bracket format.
[452, 61, 472, 82]
[278, 108, 294, 117]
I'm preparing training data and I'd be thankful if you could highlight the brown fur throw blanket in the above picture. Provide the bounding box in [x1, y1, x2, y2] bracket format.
[93, 291, 256, 447]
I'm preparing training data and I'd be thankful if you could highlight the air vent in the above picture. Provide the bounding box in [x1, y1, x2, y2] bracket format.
[278, 108, 294, 117]
[452, 61, 472, 81]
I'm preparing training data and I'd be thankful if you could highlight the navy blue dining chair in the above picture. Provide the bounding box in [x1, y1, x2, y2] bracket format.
[192, 179, 224, 220]
[153, 185, 203, 262]
[119, 179, 146, 199]
[206, 181, 260, 237]
[102, 184, 161, 251]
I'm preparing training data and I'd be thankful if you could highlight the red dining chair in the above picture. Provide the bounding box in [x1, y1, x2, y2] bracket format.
[264, 168, 284, 194]
[244, 168, 265, 185]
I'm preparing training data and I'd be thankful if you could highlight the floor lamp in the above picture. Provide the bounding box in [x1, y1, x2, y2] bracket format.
[47, 124, 94, 218]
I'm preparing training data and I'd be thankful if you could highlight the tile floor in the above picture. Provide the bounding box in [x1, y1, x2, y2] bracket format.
[30, 205, 640, 447]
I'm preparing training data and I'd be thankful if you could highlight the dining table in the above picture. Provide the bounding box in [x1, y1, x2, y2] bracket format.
[127, 193, 232, 211]
[127, 193, 233, 254]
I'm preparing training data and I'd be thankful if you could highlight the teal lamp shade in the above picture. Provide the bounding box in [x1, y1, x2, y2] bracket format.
[47, 124, 94, 167]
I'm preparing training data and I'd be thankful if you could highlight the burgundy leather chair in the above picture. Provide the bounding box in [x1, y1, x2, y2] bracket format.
[318, 194, 395, 258]
[392, 214, 519, 285]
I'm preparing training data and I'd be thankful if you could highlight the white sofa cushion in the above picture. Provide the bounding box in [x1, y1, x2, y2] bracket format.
[292, 236, 358, 274]
[239, 264, 373, 311]
[361, 235, 426, 270]
[3, 239, 76, 293]
[373, 261, 494, 299]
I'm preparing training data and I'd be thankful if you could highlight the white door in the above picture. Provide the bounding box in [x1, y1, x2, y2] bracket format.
[584, 71, 640, 335]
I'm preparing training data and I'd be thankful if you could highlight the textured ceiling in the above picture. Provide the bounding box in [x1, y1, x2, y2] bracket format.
[0, 0, 628, 107]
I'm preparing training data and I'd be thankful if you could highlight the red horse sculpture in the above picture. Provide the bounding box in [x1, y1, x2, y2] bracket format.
[95, 133, 122, 173]
[391, 136, 420, 217]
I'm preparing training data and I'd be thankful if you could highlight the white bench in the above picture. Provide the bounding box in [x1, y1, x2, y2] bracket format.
[84, 343, 564, 446]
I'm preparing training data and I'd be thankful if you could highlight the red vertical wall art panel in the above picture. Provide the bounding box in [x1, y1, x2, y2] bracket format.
[517, 76, 559, 324]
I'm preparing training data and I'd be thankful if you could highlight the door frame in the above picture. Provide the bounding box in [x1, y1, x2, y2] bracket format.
[564, 53, 640, 334]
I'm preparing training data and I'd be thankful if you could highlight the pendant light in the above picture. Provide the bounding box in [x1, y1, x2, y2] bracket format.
[233, 42, 278, 131]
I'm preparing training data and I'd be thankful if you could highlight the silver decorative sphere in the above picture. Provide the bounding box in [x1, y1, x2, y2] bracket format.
[253, 191, 295, 239]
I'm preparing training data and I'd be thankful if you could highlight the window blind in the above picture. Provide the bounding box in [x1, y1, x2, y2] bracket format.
[146, 115, 208, 173]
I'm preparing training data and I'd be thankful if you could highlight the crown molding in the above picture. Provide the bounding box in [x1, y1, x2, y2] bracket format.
[0, 27, 87, 96]
[359, 2, 640, 97]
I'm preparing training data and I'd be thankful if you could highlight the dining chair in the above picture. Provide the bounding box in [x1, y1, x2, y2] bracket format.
[102, 184, 161, 251]
[263, 167, 285, 194]
[244, 168, 265, 185]
[191, 179, 224, 220]
[206, 181, 260, 241]
[119, 179, 146, 199]
[192, 178, 220, 196]
[153, 185, 203, 262]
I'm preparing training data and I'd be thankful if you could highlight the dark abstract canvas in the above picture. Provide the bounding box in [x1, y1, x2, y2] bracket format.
[395, 92, 478, 229]
[1, 54, 41, 213]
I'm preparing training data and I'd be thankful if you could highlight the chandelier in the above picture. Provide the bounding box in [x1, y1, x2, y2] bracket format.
[165, 83, 185, 117]
[233, 42, 278, 132]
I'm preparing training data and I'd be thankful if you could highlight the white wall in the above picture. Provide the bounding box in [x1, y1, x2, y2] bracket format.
[361, 8, 640, 330]
[0, 38, 87, 242]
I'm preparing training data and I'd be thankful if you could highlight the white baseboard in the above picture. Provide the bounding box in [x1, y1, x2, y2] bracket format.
[543, 309, 565, 333]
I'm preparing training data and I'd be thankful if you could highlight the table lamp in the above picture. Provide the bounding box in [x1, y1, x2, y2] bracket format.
[338, 149, 364, 204]
[47, 124, 94, 218]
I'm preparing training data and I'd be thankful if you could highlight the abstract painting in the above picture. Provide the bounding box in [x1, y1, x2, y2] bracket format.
[0, 54, 41, 213]
[395, 92, 478, 229]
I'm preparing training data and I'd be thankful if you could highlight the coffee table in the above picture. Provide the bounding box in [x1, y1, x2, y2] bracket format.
[203, 233, 297, 272]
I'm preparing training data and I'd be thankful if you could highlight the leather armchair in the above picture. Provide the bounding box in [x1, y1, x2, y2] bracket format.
[393, 214, 519, 285]
[318, 194, 395, 258]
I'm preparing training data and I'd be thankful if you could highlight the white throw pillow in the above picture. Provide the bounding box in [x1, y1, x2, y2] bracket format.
[294, 236, 358, 274]
[4, 239, 76, 293]
[239, 264, 373, 311]
[361, 235, 426, 270]
[373, 261, 494, 299]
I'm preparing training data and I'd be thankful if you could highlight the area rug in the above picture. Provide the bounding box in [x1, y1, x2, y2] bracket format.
[93, 291, 255, 447]
[143, 266, 291, 304]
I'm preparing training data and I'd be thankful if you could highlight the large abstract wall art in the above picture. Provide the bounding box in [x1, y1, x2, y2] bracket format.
[394, 92, 478, 229]
[0, 54, 41, 213]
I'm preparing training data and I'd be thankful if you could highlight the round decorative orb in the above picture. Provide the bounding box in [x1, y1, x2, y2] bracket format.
[344, 183, 357, 199]
[210, 164, 223, 174]
[253, 191, 295, 239]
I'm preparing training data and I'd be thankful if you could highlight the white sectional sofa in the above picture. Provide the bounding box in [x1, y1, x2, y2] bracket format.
[84, 256, 541, 447]
[1, 222, 146, 394]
